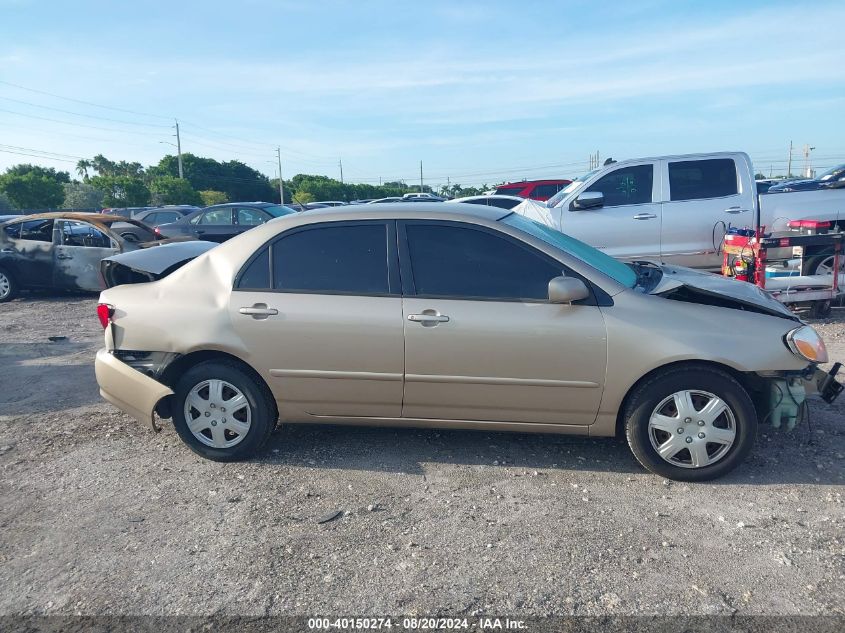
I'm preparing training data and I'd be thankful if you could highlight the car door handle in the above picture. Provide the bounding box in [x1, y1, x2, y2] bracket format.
[408, 313, 450, 323]
[56, 254, 72, 260]
[632, 213, 657, 220]
[1, 248, 13, 254]
[725, 207, 750, 214]
[239, 305, 278, 318]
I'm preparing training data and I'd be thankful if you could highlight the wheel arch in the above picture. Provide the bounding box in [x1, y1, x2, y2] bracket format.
[155, 349, 278, 421]
[613, 360, 755, 437]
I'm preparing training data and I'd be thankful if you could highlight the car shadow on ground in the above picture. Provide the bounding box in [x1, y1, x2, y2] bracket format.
[254, 421, 844, 485]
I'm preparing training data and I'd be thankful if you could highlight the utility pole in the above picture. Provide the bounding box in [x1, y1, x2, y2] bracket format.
[802, 144, 816, 178]
[338, 158, 344, 184]
[174, 119, 183, 179]
[420, 160, 424, 192]
[276, 147, 285, 204]
[787, 140, 793, 177]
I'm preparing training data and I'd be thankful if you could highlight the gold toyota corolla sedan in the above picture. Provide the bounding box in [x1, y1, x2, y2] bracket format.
[94, 204, 841, 481]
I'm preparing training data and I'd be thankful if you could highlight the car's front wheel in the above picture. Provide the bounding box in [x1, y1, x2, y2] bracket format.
[624, 366, 757, 481]
[0, 267, 18, 303]
[172, 360, 276, 461]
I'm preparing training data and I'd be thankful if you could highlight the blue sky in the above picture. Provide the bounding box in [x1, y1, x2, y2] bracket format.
[1, 0, 844, 187]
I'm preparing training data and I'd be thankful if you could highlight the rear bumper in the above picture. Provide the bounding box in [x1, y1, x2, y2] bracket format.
[95, 348, 174, 431]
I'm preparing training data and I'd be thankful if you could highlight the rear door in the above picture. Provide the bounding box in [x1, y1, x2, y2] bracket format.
[53, 220, 118, 291]
[0, 218, 55, 287]
[399, 220, 607, 426]
[560, 162, 661, 260]
[228, 220, 405, 418]
[660, 157, 748, 268]
[194, 207, 235, 242]
[233, 207, 273, 237]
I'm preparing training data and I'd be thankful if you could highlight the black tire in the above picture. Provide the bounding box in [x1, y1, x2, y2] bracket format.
[0, 267, 18, 303]
[171, 360, 277, 461]
[803, 254, 842, 277]
[624, 366, 757, 481]
[809, 300, 832, 319]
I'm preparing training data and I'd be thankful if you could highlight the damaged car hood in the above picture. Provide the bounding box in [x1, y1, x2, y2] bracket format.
[647, 264, 799, 321]
[101, 240, 217, 288]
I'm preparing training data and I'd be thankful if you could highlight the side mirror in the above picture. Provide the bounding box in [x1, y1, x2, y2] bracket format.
[548, 276, 590, 304]
[572, 191, 604, 210]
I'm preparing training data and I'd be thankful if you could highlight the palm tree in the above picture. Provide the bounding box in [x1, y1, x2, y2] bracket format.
[75, 159, 92, 181]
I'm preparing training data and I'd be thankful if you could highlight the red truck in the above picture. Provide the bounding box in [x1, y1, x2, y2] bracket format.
[494, 179, 571, 201]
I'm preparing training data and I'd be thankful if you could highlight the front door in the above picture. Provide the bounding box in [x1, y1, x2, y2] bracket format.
[229, 220, 404, 418]
[399, 221, 607, 426]
[559, 162, 661, 260]
[53, 220, 118, 291]
[1, 218, 55, 287]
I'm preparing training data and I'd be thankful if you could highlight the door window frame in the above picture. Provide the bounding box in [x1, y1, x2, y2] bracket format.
[233, 219, 401, 297]
[574, 162, 659, 209]
[55, 219, 116, 249]
[397, 219, 597, 305]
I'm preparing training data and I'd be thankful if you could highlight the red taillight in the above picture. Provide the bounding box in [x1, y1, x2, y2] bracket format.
[154, 227, 161, 235]
[97, 303, 114, 329]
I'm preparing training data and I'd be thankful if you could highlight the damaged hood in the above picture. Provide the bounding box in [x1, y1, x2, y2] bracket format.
[101, 240, 217, 288]
[648, 264, 799, 321]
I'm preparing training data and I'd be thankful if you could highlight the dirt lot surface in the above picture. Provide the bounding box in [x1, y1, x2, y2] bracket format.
[1, 294, 844, 618]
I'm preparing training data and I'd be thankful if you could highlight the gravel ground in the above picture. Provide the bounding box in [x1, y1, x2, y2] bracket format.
[0, 293, 844, 618]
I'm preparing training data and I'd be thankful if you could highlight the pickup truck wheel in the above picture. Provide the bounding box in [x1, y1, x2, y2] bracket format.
[624, 367, 757, 481]
[0, 267, 18, 302]
[804, 254, 844, 277]
[171, 361, 276, 461]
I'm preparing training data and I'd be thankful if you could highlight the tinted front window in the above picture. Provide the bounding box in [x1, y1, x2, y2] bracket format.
[273, 224, 389, 294]
[668, 159, 738, 201]
[586, 164, 653, 206]
[495, 185, 524, 196]
[405, 224, 561, 300]
[156, 212, 180, 224]
[3, 223, 21, 239]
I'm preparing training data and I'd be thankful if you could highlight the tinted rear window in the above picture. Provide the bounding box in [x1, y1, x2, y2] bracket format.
[668, 159, 738, 201]
[273, 224, 389, 294]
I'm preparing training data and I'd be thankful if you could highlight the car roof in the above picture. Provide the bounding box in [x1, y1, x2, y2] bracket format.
[203, 201, 274, 210]
[290, 202, 507, 222]
[0, 212, 132, 225]
[447, 194, 525, 203]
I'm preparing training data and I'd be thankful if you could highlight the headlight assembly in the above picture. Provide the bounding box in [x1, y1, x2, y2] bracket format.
[785, 326, 828, 364]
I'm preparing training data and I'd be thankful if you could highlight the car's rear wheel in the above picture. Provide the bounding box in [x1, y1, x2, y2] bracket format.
[171, 360, 276, 461]
[0, 267, 18, 303]
[624, 366, 757, 481]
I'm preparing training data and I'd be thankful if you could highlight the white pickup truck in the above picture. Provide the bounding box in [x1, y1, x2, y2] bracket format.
[514, 152, 845, 272]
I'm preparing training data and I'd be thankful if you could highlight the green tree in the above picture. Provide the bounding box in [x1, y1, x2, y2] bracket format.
[149, 176, 203, 206]
[292, 191, 315, 204]
[149, 154, 274, 202]
[0, 172, 65, 209]
[199, 190, 228, 206]
[88, 154, 144, 178]
[4, 163, 71, 184]
[76, 159, 93, 181]
[89, 175, 151, 207]
[0, 191, 13, 212]
[62, 182, 104, 210]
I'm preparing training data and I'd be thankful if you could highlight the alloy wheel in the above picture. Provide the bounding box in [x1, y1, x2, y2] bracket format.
[648, 390, 736, 469]
[0, 272, 11, 300]
[183, 379, 252, 448]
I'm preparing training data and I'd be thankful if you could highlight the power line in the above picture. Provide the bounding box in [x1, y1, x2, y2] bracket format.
[0, 108, 167, 137]
[0, 95, 171, 128]
[0, 79, 172, 120]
